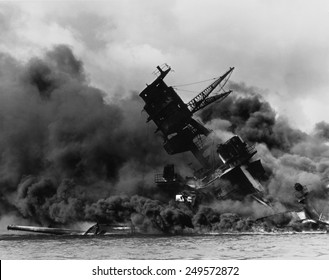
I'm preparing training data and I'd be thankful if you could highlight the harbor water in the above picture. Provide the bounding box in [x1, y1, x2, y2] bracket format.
[1, 232, 329, 259]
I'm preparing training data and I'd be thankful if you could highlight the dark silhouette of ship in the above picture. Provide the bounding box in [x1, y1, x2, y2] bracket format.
[140, 65, 269, 209]
[7, 65, 329, 235]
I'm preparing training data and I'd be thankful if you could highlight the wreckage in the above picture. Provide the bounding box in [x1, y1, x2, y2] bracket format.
[139, 65, 329, 230]
[7, 65, 329, 235]
[140, 65, 268, 207]
[7, 223, 135, 236]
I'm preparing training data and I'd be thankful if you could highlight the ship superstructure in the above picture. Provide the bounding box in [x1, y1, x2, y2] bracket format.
[140, 65, 269, 207]
[140, 65, 233, 168]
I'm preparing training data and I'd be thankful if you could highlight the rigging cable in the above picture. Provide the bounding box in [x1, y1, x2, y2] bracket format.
[172, 77, 218, 88]
[173, 88, 201, 93]
[173, 69, 233, 95]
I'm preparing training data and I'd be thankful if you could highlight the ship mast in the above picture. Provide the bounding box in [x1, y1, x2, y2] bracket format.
[139, 65, 234, 168]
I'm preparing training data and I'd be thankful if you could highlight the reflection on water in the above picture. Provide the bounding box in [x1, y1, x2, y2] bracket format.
[1, 233, 329, 259]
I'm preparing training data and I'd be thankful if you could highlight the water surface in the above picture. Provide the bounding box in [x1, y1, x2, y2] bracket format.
[1, 232, 329, 259]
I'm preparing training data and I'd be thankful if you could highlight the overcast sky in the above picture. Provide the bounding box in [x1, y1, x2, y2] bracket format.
[1, 0, 329, 132]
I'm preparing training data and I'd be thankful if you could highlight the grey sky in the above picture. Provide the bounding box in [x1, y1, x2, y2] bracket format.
[1, 0, 329, 131]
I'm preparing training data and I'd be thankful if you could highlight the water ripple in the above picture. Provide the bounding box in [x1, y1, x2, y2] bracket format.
[1, 233, 329, 259]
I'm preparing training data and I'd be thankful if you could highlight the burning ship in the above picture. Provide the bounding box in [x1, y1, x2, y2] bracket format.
[7, 64, 329, 235]
[138, 64, 329, 231]
[140, 65, 269, 208]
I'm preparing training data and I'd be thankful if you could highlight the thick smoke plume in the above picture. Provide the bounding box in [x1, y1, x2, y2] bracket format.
[1, 45, 329, 233]
[0, 45, 189, 227]
[200, 82, 307, 153]
[200, 81, 329, 215]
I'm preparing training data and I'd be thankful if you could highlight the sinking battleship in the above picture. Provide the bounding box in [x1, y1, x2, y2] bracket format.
[7, 65, 329, 235]
[140, 65, 269, 208]
[139, 65, 329, 230]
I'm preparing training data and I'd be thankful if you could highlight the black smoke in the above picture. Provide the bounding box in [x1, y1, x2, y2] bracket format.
[2, 46, 329, 233]
[314, 121, 329, 141]
[199, 81, 329, 215]
[200, 82, 307, 153]
[0, 45, 189, 227]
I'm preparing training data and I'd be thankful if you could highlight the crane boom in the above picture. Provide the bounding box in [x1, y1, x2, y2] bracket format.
[191, 90, 232, 114]
[186, 67, 234, 113]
